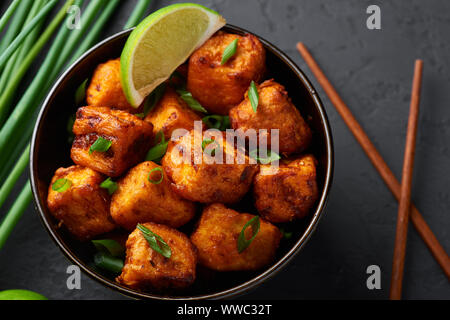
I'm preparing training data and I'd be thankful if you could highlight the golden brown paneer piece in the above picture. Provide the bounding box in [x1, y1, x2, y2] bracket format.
[162, 129, 259, 204]
[116, 222, 197, 291]
[229, 79, 312, 155]
[110, 161, 196, 230]
[187, 32, 265, 115]
[253, 155, 319, 223]
[145, 87, 202, 141]
[71, 106, 153, 177]
[190, 204, 281, 271]
[47, 165, 115, 240]
[86, 58, 134, 112]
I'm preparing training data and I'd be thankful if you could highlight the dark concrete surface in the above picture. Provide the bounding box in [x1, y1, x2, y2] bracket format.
[0, 0, 449, 300]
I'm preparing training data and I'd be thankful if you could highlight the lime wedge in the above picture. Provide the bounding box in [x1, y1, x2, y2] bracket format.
[121, 3, 226, 107]
[0, 289, 47, 300]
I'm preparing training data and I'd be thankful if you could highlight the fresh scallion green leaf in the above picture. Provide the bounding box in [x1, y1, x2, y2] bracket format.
[237, 216, 260, 253]
[221, 38, 238, 65]
[94, 252, 123, 274]
[89, 137, 112, 155]
[75, 78, 88, 105]
[202, 115, 230, 131]
[142, 82, 166, 117]
[176, 89, 208, 113]
[146, 131, 168, 163]
[137, 223, 171, 258]
[248, 81, 259, 112]
[249, 149, 281, 164]
[148, 167, 164, 184]
[52, 178, 72, 192]
[100, 178, 118, 195]
[202, 139, 219, 156]
[92, 239, 124, 258]
[280, 228, 293, 239]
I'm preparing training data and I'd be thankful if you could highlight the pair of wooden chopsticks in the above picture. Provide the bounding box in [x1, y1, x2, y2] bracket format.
[296, 43, 450, 299]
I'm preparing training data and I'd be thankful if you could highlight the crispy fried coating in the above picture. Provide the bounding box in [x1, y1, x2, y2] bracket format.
[187, 32, 265, 115]
[229, 79, 312, 155]
[190, 204, 281, 271]
[253, 155, 319, 223]
[71, 106, 153, 177]
[110, 161, 196, 230]
[47, 165, 115, 240]
[162, 129, 259, 204]
[86, 58, 134, 111]
[116, 222, 197, 291]
[145, 87, 202, 141]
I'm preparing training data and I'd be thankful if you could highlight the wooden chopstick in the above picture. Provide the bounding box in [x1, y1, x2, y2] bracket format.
[390, 60, 423, 299]
[296, 42, 450, 279]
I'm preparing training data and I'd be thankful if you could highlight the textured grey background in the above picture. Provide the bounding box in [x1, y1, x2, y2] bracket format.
[0, 0, 449, 300]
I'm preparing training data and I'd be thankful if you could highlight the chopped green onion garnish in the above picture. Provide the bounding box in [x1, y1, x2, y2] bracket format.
[137, 223, 171, 258]
[148, 167, 164, 184]
[248, 81, 259, 112]
[100, 177, 117, 195]
[237, 216, 260, 253]
[146, 130, 168, 163]
[52, 178, 72, 192]
[202, 115, 230, 131]
[202, 139, 219, 156]
[221, 38, 238, 65]
[92, 239, 124, 258]
[249, 149, 281, 164]
[75, 78, 88, 105]
[280, 228, 293, 239]
[89, 137, 112, 155]
[94, 252, 123, 274]
[142, 82, 166, 117]
[176, 89, 208, 113]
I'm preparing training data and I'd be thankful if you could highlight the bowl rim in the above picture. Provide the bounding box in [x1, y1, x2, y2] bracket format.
[30, 24, 334, 300]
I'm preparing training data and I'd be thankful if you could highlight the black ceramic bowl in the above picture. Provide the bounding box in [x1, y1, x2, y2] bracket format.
[30, 25, 333, 300]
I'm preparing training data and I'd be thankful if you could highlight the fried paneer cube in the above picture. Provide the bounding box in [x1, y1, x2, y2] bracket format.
[145, 87, 202, 141]
[110, 161, 196, 230]
[190, 204, 281, 271]
[47, 166, 115, 240]
[86, 58, 134, 111]
[253, 155, 319, 223]
[187, 32, 265, 115]
[229, 79, 312, 155]
[116, 222, 197, 291]
[71, 106, 153, 177]
[162, 129, 259, 204]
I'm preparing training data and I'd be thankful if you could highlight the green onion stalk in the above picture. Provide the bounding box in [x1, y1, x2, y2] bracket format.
[0, 0, 60, 71]
[0, 0, 21, 35]
[0, 0, 153, 250]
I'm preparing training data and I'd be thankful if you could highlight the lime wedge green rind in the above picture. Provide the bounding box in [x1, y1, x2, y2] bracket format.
[121, 3, 226, 107]
[0, 289, 47, 300]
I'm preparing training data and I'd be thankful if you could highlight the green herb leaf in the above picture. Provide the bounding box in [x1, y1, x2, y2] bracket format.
[237, 216, 260, 253]
[142, 83, 166, 117]
[202, 139, 219, 156]
[137, 224, 172, 258]
[94, 252, 123, 274]
[147, 167, 164, 184]
[52, 178, 72, 192]
[221, 38, 238, 65]
[202, 115, 230, 131]
[75, 79, 88, 105]
[248, 81, 259, 112]
[92, 239, 124, 258]
[176, 89, 208, 113]
[280, 228, 293, 239]
[89, 137, 112, 155]
[249, 149, 281, 164]
[146, 130, 168, 163]
[100, 178, 118, 195]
